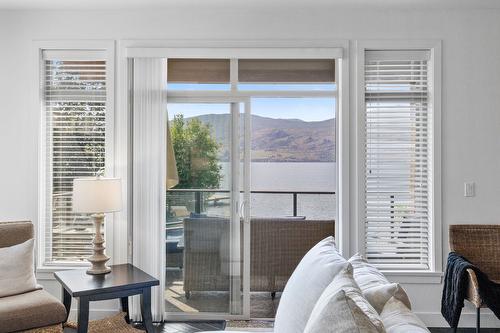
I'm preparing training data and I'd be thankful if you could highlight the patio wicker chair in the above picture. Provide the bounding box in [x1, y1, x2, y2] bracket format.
[182, 217, 334, 299]
[449, 224, 500, 333]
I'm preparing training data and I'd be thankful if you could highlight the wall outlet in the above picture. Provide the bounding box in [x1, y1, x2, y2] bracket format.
[464, 182, 475, 197]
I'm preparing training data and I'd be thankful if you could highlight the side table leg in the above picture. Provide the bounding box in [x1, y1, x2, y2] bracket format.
[62, 287, 72, 323]
[120, 296, 130, 324]
[140, 288, 154, 333]
[77, 296, 90, 333]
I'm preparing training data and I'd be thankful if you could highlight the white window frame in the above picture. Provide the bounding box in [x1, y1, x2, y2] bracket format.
[34, 40, 115, 273]
[354, 40, 442, 281]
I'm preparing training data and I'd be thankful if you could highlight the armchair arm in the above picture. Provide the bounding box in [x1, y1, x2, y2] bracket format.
[466, 268, 483, 308]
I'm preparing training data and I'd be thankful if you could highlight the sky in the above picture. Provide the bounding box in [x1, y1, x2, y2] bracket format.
[167, 84, 336, 122]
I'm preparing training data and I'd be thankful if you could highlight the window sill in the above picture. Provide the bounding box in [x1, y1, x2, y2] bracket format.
[382, 271, 443, 284]
[36, 264, 89, 281]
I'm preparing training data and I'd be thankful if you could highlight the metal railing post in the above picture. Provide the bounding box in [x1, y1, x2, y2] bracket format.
[293, 193, 298, 217]
[195, 191, 202, 214]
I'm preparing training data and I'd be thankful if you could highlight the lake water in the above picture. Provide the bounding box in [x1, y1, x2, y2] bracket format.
[216, 162, 337, 219]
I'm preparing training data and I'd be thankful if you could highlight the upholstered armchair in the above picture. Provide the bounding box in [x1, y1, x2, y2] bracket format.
[449, 224, 500, 332]
[0, 221, 67, 333]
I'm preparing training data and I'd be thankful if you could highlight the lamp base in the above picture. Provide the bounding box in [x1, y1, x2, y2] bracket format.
[86, 214, 111, 275]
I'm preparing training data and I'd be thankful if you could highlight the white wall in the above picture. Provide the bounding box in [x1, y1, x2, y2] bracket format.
[1, 5, 500, 327]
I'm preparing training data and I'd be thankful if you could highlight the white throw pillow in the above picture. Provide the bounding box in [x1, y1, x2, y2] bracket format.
[305, 264, 385, 333]
[349, 253, 412, 312]
[381, 297, 430, 333]
[273, 236, 348, 333]
[363, 282, 412, 313]
[0, 239, 38, 298]
[349, 253, 390, 289]
[304, 290, 383, 333]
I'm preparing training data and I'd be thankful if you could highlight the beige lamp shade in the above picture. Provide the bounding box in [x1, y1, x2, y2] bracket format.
[167, 117, 179, 189]
[72, 177, 122, 213]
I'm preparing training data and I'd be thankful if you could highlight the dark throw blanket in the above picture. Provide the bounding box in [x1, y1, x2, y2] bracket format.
[441, 252, 500, 328]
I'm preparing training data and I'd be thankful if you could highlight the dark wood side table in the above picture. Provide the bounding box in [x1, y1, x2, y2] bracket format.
[54, 263, 159, 333]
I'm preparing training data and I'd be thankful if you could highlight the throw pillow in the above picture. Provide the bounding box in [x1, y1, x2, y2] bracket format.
[0, 239, 38, 298]
[363, 283, 412, 313]
[349, 253, 412, 311]
[304, 290, 383, 333]
[306, 264, 385, 333]
[273, 236, 348, 333]
[381, 296, 430, 333]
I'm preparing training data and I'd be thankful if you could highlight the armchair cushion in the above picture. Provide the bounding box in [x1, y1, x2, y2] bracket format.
[0, 289, 66, 333]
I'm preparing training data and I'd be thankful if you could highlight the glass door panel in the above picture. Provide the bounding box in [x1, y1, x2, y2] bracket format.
[165, 100, 249, 319]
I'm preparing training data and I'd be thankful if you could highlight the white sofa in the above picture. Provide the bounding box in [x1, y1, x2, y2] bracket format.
[200, 237, 429, 333]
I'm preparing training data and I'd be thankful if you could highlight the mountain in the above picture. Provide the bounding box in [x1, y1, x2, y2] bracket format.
[187, 114, 336, 162]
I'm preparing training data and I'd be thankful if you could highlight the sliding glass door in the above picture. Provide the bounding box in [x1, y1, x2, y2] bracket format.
[165, 99, 250, 319]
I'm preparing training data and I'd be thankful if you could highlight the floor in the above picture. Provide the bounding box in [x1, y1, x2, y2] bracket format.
[64, 322, 225, 333]
[429, 329, 498, 333]
[64, 321, 499, 332]
[165, 268, 280, 318]
[139, 324, 497, 332]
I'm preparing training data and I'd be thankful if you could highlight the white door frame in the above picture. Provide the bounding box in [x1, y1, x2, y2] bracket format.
[166, 97, 251, 321]
[117, 40, 349, 320]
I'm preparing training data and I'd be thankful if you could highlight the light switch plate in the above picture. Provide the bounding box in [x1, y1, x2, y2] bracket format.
[464, 182, 475, 197]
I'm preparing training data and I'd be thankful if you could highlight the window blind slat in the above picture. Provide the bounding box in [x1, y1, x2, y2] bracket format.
[364, 50, 431, 270]
[43, 56, 107, 264]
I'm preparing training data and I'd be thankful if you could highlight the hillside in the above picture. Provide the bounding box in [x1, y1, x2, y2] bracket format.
[186, 114, 336, 162]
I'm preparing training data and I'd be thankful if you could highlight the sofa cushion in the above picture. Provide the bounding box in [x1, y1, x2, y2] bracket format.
[349, 253, 390, 289]
[304, 290, 383, 333]
[349, 254, 411, 312]
[363, 283, 412, 314]
[0, 238, 38, 298]
[274, 236, 348, 333]
[380, 297, 430, 333]
[305, 264, 385, 333]
[0, 289, 67, 333]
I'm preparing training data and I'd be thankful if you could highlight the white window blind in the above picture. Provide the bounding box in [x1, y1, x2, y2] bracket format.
[364, 50, 431, 270]
[42, 50, 107, 264]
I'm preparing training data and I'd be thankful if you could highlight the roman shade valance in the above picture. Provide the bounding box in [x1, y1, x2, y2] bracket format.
[167, 58, 230, 83]
[238, 59, 335, 83]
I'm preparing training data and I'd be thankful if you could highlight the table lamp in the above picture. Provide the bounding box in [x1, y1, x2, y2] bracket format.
[72, 177, 122, 275]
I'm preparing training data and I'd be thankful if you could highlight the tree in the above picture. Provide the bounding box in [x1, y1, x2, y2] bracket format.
[170, 114, 222, 189]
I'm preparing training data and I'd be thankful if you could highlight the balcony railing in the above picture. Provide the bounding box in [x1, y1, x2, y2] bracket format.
[166, 189, 336, 218]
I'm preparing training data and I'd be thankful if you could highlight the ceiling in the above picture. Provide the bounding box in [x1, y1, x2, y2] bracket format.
[0, 0, 499, 10]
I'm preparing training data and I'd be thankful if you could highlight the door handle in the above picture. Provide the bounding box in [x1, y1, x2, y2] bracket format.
[239, 200, 249, 223]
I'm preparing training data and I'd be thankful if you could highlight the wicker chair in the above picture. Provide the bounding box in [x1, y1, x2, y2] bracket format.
[182, 217, 334, 298]
[449, 224, 500, 333]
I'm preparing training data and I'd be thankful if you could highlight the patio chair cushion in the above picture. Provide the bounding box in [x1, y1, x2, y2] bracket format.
[0, 238, 38, 298]
[349, 253, 411, 312]
[274, 236, 348, 333]
[0, 289, 66, 333]
[380, 296, 430, 333]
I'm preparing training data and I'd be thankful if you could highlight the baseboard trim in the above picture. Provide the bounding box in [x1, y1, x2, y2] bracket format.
[417, 311, 500, 328]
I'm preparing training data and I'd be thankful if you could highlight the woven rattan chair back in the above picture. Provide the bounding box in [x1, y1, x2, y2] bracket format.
[449, 224, 500, 280]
